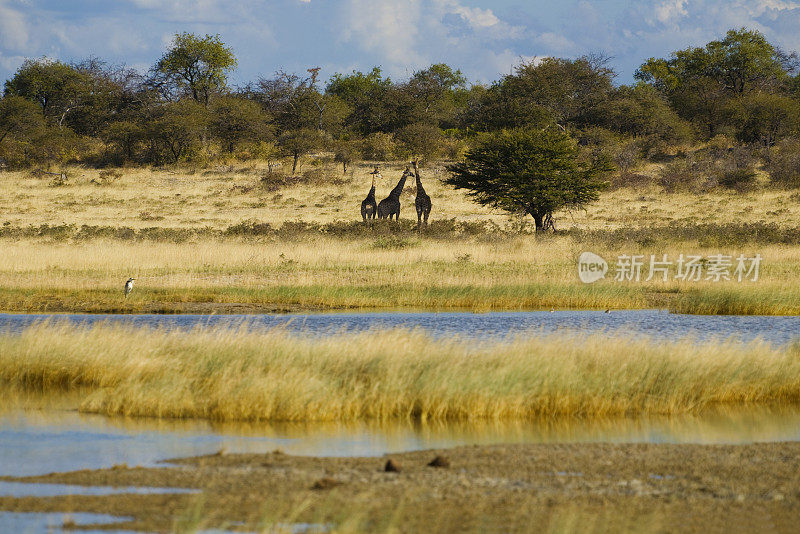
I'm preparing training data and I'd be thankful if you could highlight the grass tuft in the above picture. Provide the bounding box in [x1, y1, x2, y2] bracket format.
[1, 322, 799, 422]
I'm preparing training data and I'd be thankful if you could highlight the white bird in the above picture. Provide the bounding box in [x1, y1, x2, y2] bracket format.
[124, 277, 136, 298]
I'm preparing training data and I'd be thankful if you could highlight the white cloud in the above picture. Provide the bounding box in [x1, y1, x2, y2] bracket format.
[3, 0, 800, 88]
[338, 0, 427, 71]
[0, 1, 29, 50]
[652, 0, 688, 25]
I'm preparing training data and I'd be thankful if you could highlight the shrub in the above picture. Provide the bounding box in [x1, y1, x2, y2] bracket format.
[657, 157, 717, 193]
[361, 132, 396, 160]
[718, 169, 757, 192]
[767, 139, 800, 188]
[370, 236, 419, 249]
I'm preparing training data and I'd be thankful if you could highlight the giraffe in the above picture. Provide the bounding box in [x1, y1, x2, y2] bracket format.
[412, 160, 431, 227]
[377, 166, 412, 220]
[361, 166, 380, 222]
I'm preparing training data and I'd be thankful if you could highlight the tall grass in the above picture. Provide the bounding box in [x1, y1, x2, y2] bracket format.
[0, 238, 798, 314]
[2, 322, 799, 422]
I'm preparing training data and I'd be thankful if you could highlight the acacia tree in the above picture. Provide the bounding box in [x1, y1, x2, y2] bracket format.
[445, 128, 612, 231]
[147, 100, 209, 163]
[152, 33, 237, 105]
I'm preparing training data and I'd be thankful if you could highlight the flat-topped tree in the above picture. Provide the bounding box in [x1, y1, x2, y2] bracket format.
[445, 128, 612, 232]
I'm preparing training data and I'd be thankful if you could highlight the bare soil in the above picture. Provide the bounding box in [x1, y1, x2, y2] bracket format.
[1, 442, 799, 532]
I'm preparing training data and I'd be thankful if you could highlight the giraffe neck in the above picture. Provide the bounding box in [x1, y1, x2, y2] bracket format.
[416, 175, 425, 195]
[390, 175, 407, 199]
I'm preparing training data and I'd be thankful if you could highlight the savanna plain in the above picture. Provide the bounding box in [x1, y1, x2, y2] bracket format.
[2, 160, 800, 533]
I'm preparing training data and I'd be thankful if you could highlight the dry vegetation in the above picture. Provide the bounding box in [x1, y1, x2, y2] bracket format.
[0, 161, 799, 314]
[1, 161, 800, 230]
[3, 322, 800, 422]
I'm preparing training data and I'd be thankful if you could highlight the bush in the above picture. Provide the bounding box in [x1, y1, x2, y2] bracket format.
[370, 236, 419, 249]
[394, 123, 443, 160]
[361, 132, 396, 160]
[766, 139, 800, 188]
[718, 169, 757, 192]
[656, 157, 717, 193]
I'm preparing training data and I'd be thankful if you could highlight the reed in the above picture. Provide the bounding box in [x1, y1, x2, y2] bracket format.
[2, 322, 799, 422]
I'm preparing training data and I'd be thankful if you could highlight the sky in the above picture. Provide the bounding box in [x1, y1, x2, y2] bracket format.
[1, 0, 800, 88]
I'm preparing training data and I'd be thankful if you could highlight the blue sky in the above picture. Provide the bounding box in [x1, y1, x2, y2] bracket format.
[1, 0, 800, 87]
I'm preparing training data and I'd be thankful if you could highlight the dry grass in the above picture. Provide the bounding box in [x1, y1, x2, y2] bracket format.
[1, 162, 800, 314]
[2, 162, 799, 231]
[2, 322, 799, 422]
[0, 238, 799, 313]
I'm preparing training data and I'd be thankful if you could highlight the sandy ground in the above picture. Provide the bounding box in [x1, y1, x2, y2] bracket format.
[1, 442, 799, 532]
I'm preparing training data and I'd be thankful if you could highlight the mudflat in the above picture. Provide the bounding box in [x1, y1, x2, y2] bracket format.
[1, 442, 799, 532]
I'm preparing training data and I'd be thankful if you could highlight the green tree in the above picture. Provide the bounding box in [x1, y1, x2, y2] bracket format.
[210, 96, 273, 154]
[729, 92, 800, 146]
[462, 56, 613, 132]
[278, 128, 323, 174]
[102, 120, 145, 162]
[325, 67, 396, 134]
[445, 128, 612, 231]
[395, 122, 443, 160]
[152, 32, 237, 105]
[4, 58, 92, 127]
[247, 69, 349, 134]
[593, 84, 692, 142]
[333, 138, 361, 174]
[147, 100, 210, 163]
[461, 82, 553, 131]
[0, 95, 44, 149]
[636, 28, 788, 137]
[402, 63, 468, 126]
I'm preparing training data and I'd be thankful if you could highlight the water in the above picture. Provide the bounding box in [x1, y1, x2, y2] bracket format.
[1, 310, 800, 345]
[3, 401, 800, 480]
[3, 400, 800, 533]
[3, 310, 800, 531]
[0, 512, 132, 534]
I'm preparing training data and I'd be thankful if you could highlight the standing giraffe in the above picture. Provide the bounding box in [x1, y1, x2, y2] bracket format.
[377, 167, 412, 220]
[412, 160, 431, 227]
[361, 166, 380, 222]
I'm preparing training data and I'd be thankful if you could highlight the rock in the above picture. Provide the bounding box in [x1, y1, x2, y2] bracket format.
[428, 455, 450, 468]
[384, 459, 401, 472]
[311, 477, 342, 490]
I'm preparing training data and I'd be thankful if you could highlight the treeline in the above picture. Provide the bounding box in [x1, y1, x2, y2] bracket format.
[1, 29, 799, 185]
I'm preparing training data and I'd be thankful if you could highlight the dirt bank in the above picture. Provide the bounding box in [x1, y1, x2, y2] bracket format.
[1, 442, 799, 532]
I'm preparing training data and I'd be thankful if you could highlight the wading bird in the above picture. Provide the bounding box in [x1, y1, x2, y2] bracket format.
[124, 277, 136, 298]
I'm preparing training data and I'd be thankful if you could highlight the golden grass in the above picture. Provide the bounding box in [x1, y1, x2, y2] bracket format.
[0, 237, 797, 313]
[2, 162, 799, 231]
[2, 322, 799, 422]
[1, 162, 800, 314]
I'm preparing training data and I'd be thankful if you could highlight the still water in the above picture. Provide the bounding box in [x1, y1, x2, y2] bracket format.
[1, 310, 800, 345]
[3, 397, 800, 479]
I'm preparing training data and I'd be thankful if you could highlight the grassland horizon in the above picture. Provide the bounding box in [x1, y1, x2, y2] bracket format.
[3, 322, 800, 422]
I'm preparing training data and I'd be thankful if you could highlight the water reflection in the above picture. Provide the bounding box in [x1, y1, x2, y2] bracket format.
[2, 392, 800, 478]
